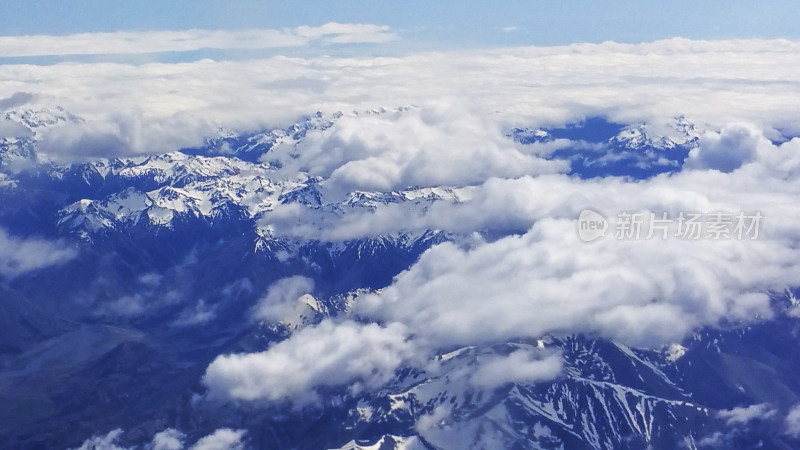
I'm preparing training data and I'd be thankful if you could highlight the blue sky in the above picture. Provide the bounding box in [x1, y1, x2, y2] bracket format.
[3, 0, 800, 49]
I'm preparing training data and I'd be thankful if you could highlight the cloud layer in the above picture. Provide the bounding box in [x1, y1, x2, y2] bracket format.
[3, 38, 800, 158]
[0, 23, 396, 58]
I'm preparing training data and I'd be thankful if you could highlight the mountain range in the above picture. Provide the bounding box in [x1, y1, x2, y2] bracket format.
[1, 107, 798, 449]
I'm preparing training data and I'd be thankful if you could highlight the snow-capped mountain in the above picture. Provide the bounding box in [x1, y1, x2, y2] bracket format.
[0, 106, 83, 172]
[4, 106, 84, 131]
[185, 111, 337, 163]
[511, 115, 701, 178]
[54, 153, 294, 235]
[609, 115, 701, 151]
[0, 137, 36, 170]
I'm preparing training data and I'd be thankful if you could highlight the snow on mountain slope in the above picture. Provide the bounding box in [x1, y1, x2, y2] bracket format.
[186, 111, 339, 163]
[302, 319, 800, 450]
[190, 108, 415, 164]
[7, 110, 703, 237]
[610, 116, 701, 151]
[331, 339, 701, 449]
[0, 107, 83, 175]
[330, 435, 431, 450]
[0, 172, 16, 188]
[4, 106, 83, 131]
[55, 150, 463, 248]
[511, 115, 701, 178]
[0, 137, 37, 170]
[55, 154, 295, 233]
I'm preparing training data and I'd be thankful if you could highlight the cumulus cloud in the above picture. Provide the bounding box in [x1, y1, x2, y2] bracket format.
[350, 135, 800, 348]
[251, 276, 315, 322]
[204, 320, 414, 404]
[189, 428, 246, 450]
[265, 105, 565, 196]
[469, 349, 562, 388]
[686, 124, 762, 172]
[0, 228, 77, 279]
[150, 428, 185, 450]
[355, 218, 791, 348]
[0, 24, 396, 58]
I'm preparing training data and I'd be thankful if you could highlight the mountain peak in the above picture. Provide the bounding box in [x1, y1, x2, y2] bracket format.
[5, 106, 83, 133]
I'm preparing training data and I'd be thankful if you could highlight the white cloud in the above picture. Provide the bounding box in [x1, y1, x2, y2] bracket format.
[150, 428, 185, 450]
[415, 405, 452, 433]
[0, 24, 397, 58]
[0, 91, 34, 110]
[0, 118, 32, 137]
[718, 403, 777, 425]
[355, 218, 790, 348]
[686, 124, 762, 172]
[173, 299, 217, 326]
[251, 276, 315, 322]
[73, 428, 128, 450]
[786, 404, 800, 438]
[469, 349, 562, 388]
[267, 133, 800, 242]
[3, 38, 800, 160]
[0, 228, 77, 279]
[345, 135, 800, 350]
[266, 105, 565, 196]
[203, 320, 414, 404]
[35, 107, 214, 160]
[294, 23, 397, 44]
[100, 294, 148, 318]
[75, 428, 245, 450]
[350, 140, 800, 349]
[189, 428, 246, 450]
